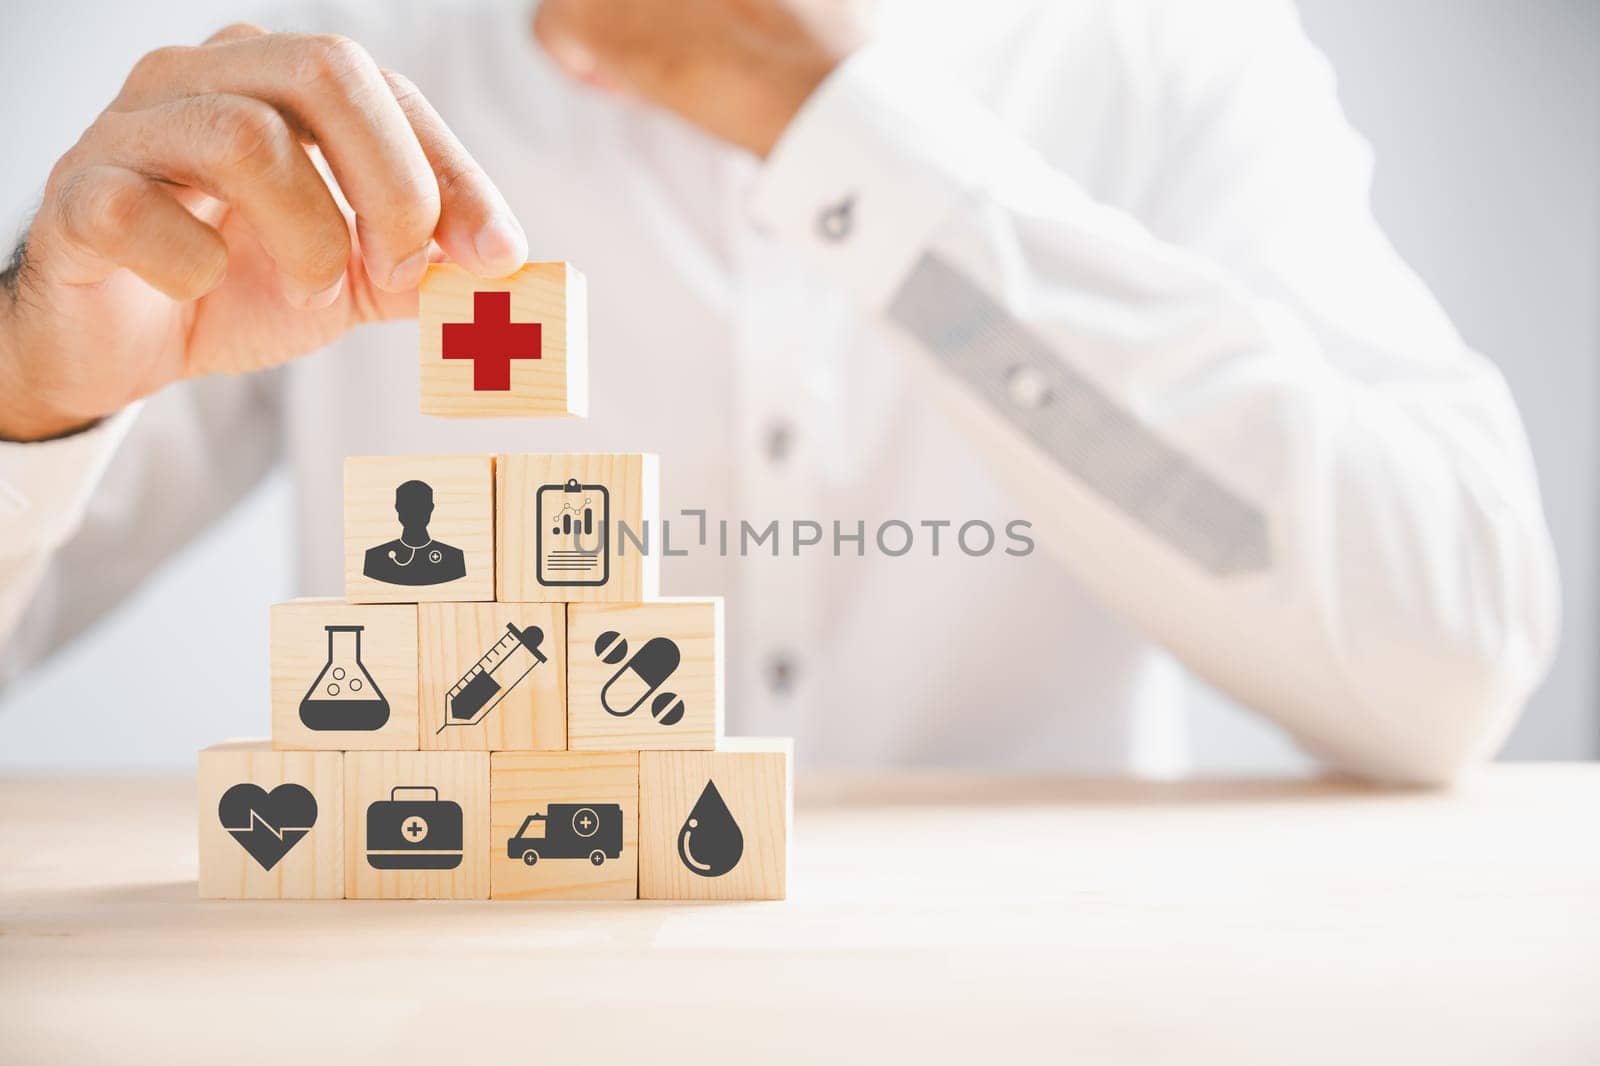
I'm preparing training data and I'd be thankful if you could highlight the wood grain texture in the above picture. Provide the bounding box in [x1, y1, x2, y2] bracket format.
[567, 599, 722, 751]
[8, 768, 1600, 1063]
[343, 454, 495, 604]
[490, 751, 640, 900]
[419, 602, 567, 751]
[495, 453, 658, 603]
[639, 739, 790, 900]
[197, 740, 343, 899]
[270, 599, 419, 751]
[419, 261, 587, 418]
[343, 751, 490, 899]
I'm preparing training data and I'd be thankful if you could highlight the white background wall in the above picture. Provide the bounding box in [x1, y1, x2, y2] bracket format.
[1, 1, 1595, 768]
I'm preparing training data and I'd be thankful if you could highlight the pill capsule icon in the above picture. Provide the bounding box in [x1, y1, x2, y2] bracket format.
[599, 636, 682, 719]
[595, 631, 629, 665]
[651, 690, 686, 727]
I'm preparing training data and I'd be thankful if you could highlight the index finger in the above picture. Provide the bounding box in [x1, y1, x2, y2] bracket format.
[115, 34, 444, 289]
[381, 70, 527, 278]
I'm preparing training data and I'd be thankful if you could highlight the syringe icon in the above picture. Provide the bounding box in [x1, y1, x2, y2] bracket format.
[439, 622, 547, 733]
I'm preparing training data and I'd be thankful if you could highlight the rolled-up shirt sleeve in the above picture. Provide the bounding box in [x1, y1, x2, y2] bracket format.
[0, 411, 138, 551]
[0, 410, 139, 668]
[0, 372, 283, 687]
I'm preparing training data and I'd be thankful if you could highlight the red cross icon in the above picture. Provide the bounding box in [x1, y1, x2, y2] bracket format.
[441, 291, 542, 391]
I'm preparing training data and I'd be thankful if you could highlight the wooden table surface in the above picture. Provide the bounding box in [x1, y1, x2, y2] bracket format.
[2, 768, 1597, 1065]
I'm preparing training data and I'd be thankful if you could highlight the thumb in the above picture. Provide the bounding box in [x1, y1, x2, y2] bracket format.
[532, 9, 632, 94]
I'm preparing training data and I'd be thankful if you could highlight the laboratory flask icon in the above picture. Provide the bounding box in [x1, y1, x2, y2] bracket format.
[677, 780, 743, 878]
[300, 625, 390, 731]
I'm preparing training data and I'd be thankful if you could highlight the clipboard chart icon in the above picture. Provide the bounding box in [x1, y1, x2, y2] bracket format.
[536, 479, 610, 587]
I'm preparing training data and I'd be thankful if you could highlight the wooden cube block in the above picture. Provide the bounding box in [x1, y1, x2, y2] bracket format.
[271, 599, 419, 751]
[198, 740, 343, 899]
[490, 752, 639, 900]
[344, 454, 495, 604]
[419, 262, 587, 419]
[495, 453, 658, 603]
[567, 599, 722, 751]
[639, 739, 791, 900]
[343, 751, 490, 899]
[419, 602, 566, 751]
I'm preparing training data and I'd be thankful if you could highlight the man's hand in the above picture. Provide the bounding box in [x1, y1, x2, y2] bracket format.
[0, 25, 527, 443]
[533, 0, 867, 159]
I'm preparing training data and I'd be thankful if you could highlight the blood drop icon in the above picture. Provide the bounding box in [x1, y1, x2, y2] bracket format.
[677, 780, 743, 878]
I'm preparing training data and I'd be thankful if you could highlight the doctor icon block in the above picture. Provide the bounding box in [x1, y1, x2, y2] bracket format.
[344, 455, 496, 604]
[419, 261, 588, 419]
[639, 740, 791, 901]
[566, 599, 723, 751]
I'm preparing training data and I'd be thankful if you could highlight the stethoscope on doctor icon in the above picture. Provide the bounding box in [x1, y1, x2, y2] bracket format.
[389, 541, 444, 567]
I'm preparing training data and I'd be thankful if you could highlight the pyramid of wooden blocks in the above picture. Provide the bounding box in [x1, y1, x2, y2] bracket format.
[198, 262, 791, 901]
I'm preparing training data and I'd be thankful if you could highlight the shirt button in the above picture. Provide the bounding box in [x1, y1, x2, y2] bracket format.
[817, 194, 854, 242]
[764, 421, 794, 464]
[1006, 365, 1053, 409]
[766, 651, 799, 696]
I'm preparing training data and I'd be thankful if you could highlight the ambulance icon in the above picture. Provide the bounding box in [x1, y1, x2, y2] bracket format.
[506, 803, 623, 866]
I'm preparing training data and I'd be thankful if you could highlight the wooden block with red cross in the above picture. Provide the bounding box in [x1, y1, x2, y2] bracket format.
[419, 262, 587, 419]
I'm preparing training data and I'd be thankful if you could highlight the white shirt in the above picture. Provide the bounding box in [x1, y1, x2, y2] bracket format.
[0, 0, 1561, 781]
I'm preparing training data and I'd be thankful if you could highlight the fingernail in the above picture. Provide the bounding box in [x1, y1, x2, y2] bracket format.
[549, 37, 597, 78]
[474, 216, 528, 275]
[293, 274, 344, 310]
[385, 246, 431, 291]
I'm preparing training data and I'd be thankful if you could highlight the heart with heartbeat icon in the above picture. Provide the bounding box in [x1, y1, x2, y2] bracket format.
[218, 783, 318, 871]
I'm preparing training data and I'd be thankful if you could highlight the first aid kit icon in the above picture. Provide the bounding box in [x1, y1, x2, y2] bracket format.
[366, 786, 464, 870]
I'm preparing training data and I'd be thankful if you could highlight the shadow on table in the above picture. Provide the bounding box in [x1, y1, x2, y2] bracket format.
[26, 879, 713, 948]
[795, 773, 1435, 810]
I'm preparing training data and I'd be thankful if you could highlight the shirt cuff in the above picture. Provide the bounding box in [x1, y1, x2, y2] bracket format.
[0, 406, 138, 554]
[745, 42, 1001, 309]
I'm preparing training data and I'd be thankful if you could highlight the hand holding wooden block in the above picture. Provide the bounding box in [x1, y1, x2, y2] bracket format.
[344, 455, 496, 604]
[198, 741, 344, 899]
[343, 751, 490, 899]
[639, 739, 791, 900]
[567, 599, 723, 751]
[217, 249, 795, 907]
[420, 262, 587, 418]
